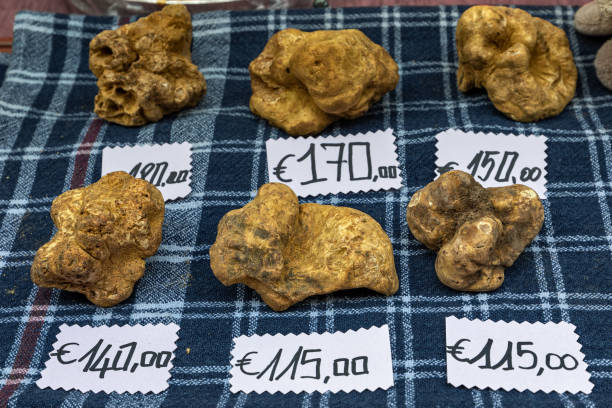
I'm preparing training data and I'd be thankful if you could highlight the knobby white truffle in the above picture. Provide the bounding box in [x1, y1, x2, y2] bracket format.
[407, 171, 544, 291]
[31, 172, 164, 307]
[210, 183, 399, 311]
[89, 5, 206, 126]
[249, 29, 399, 136]
[456, 6, 577, 122]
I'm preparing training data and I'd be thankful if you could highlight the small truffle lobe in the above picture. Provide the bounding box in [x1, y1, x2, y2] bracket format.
[406, 171, 544, 291]
[31, 172, 165, 307]
[210, 183, 399, 311]
[89, 5, 206, 126]
[249, 29, 399, 135]
[456, 6, 577, 122]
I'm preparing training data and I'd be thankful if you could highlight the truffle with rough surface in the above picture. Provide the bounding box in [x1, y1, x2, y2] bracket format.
[456, 6, 576, 122]
[31, 172, 164, 307]
[210, 183, 399, 311]
[249, 29, 398, 135]
[89, 4, 206, 126]
[407, 170, 543, 291]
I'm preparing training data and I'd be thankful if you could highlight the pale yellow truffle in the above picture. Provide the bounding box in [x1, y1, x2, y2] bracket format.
[210, 183, 399, 311]
[249, 29, 399, 135]
[407, 170, 544, 291]
[31, 172, 164, 307]
[89, 5, 206, 126]
[456, 6, 577, 122]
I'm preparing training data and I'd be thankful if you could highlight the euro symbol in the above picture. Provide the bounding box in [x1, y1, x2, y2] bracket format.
[436, 161, 459, 176]
[273, 154, 295, 182]
[236, 351, 260, 376]
[50, 342, 79, 365]
[446, 338, 471, 363]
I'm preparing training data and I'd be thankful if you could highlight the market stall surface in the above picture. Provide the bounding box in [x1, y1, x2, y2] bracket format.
[0, 6, 610, 407]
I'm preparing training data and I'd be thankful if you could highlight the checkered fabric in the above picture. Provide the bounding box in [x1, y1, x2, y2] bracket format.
[0, 6, 610, 408]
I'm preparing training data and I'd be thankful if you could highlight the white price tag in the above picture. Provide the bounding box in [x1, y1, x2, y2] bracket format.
[229, 325, 394, 394]
[445, 316, 593, 394]
[37, 323, 180, 394]
[435, 130, 547, 197]
[266, 129, 402, 197]
[102, 143, 192, 201]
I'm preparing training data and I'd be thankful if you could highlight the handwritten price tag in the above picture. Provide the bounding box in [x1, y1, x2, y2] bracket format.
[102, 143, 192, 201]
[229, 326, 394, 394]
[37, 324, 180, 394]
[445, 317, 593, 394]
[435, 130, 547, 197]
[266, 129, 402, 197]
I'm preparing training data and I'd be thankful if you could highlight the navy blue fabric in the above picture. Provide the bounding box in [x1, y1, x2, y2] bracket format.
[0, 6, 610, 407]
[0, 53, 9, 89]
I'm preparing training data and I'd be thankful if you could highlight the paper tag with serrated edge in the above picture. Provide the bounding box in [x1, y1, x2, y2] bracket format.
[37, 323, 180, 394]
[102, 143, 192, 201]
[435, 129, 547, 197]
[445, 316, 592, 394]
[266, 129, 402, 197]
[229, 325, 394, 394]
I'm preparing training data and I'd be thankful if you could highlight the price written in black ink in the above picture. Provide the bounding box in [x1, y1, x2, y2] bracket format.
[49, 339, 174, 379]
[235, 347, 370, 384]
[446, 338, 579, 377]
[129, 162, 190, 188]
[436, 150, 543, 184]
[273, 142, 398, 185]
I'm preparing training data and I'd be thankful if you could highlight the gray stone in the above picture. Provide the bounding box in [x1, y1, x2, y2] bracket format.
[574, 2, 612, 36]
[596, 38, 612, 90]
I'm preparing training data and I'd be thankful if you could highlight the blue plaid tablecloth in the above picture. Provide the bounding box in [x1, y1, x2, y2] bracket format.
[0, 6, 610, 407]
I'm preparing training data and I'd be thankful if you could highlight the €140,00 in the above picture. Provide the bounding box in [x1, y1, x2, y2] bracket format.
[49, 339, 173, 378]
